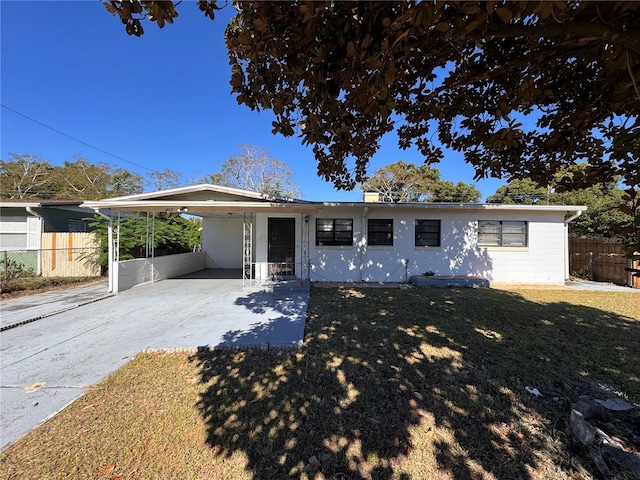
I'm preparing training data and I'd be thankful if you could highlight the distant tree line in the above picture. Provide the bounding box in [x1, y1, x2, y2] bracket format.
[0, 146, 300, 200]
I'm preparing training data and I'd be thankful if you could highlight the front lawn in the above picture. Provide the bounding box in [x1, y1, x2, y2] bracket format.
[1, 287, 638, 479]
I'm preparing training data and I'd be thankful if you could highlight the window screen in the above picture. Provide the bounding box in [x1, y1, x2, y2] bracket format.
[478, 220, 527, 247]
[316, 218, 353, 246]
[415, 219, 441, 247]
[368, 219, 393, 246]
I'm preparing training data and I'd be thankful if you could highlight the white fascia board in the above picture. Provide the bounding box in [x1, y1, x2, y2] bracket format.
[80, 200, 320, 213]
[318, 202, 587, 212]
[98, 184, 273, 202]
[1, 201, 43, 208]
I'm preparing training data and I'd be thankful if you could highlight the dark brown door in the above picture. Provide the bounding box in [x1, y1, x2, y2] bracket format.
[268, 217, 295, 276]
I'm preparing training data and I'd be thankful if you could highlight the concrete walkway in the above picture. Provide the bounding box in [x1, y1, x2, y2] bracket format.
[0, 273, 308, 450]
[1, 281, 111, 330]
[565, 279, 640, 292]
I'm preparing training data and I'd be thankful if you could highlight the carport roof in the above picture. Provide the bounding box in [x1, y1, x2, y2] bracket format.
[1, 200, 86, 208]
[81, 183, 320, 214]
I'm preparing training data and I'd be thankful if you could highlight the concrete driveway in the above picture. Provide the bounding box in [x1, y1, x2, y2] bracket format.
[1, 280, 112, 330]
[0, 271, 308, 450]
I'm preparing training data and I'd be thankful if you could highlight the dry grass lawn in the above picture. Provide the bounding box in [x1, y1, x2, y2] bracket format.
[0, 277, 102, 299]
[1, 287, 639, 479]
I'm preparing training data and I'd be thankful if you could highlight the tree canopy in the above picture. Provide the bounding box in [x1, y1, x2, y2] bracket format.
[105, 1, 639, 193]
[0, 154, 144, 200]
[485, 178, 549, 205]
[201, 144, 301, 198]
[362, 161, 481, 202]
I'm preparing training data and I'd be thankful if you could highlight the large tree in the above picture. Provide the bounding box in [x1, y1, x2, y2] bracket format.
[202, 144, 301, 198]
[362, 161, 481, 202]
[0, 154, 56, 199]
[105, 1, 639, 192]
[147, 168, 184, 191]
[0, 155, 144, 200]
[53, 158, 144, 200]
[485, 179, 549, 205]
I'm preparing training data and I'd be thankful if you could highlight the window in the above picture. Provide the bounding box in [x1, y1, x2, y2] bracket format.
[0, 233, 28, 249]
[68, 220, 87, 233]
[478, 220, 527, 247]
[0, 216, 28, 249]
[368, 219, 393, 246]
[415, 220, 441, 247]
[316, 218, 353, 246]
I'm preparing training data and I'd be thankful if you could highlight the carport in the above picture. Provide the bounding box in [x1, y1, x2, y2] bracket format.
[81, 184, 319, 293]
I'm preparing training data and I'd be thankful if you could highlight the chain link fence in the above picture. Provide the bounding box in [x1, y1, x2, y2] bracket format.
[1, 248, 101, 285]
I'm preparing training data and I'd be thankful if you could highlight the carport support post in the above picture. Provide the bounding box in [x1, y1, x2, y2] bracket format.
[151, 212, 155, 283]
[93, 209, 114, 293]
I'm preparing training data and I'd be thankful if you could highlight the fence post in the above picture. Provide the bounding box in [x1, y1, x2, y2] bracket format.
[588, 251, 594, 280]
[3, 250, 7, 283]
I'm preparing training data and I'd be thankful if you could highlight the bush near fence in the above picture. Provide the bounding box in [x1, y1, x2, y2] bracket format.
[569, 237, 639, 288]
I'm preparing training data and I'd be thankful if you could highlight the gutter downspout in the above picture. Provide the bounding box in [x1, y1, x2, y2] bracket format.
[564, 209, 583, 281]
[94, 209, 114, 293]
[25, 207, 43, 275]
[359, 206, 368, 281]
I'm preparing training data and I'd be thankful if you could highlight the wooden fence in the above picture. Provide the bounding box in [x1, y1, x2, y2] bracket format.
[569, 237, 639, 288]
[40, 232, 100, 277]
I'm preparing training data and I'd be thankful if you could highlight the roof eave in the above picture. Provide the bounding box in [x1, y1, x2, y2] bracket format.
[81, 200, 321, 214]
[318, 202, 588, 211]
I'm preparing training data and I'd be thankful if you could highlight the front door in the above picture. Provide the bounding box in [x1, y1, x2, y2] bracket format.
[268, 217, 295, 277]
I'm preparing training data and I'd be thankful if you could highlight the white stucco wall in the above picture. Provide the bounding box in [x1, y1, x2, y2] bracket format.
[198, 205, 571, 285]
[202, 216, 244, 269]
[307, 206, 568, 284]
[202, 213, 307, 279]
[116, 251, 205, 292]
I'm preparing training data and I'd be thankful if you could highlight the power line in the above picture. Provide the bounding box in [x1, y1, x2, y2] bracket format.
[1, 104, 153, 172]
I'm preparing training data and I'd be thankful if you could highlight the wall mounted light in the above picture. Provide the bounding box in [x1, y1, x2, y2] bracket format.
[304, 214, 309, 223]
[177, 207, 188, 213]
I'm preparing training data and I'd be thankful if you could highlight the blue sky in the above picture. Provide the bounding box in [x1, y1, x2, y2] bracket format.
[1, 1, 505, 201]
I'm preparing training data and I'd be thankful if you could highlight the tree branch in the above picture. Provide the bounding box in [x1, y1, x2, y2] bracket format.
[484, 20, 640, 55]
[415, 41, 591, 104]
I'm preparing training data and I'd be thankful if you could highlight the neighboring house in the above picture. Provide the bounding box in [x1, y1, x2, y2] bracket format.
[0, 200, 99, 277]
[82, 184, 586, 293]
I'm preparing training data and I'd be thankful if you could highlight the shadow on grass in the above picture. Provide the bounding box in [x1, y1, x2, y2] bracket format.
[191, 287, 640, 479]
